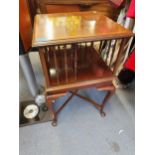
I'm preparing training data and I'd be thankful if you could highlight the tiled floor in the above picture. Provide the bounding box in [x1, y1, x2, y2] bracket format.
[19, 52, 135, 155]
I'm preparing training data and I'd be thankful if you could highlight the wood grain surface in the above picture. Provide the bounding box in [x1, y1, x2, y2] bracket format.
[32, 11, 134, 47]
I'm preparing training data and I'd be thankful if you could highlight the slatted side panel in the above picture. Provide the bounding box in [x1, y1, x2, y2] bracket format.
[97, 38, 130, 75]
[43, 38, 130, 85]
[44, 44, 74, 84]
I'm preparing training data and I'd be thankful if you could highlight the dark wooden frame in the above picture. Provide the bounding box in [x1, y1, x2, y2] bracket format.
[33, 12, 134, 126]
[39, 38, 129, 126]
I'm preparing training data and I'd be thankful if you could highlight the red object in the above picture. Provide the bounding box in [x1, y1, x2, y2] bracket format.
[126, 0, 135, 18]
[124, 50, 135, 72]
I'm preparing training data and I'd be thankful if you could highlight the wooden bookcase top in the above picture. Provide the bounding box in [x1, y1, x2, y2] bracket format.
[32, 11, 133, 47]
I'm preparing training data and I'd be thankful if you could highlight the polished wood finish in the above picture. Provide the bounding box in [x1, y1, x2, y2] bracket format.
[22, 0, 125, 51]
[22, 0, 125, 50]
[44, 4, 80, 13]
[35, 0, 123, 21]
[39, 48, 51, 87]
[19, 0, 33, 52]
[38, 38, 127, 126]
[33, 12, 134, 126]
[32, 11, 133, 47]
[39, 45, 114, 93]
[27, 0, 38, 23]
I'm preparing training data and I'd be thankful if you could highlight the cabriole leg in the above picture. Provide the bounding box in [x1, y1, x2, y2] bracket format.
[50, 100, 57, 126]
[100, 90, 115, 117]
[46, 100, 57, 126]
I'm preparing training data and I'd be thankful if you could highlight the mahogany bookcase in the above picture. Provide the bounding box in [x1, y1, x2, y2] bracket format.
[32, 11, 134, 126]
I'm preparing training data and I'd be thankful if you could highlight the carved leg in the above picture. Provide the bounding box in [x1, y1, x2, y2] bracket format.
[45, 99, 57, 126]
[50, 100, 57, 126]
[100, 90, 115, 117]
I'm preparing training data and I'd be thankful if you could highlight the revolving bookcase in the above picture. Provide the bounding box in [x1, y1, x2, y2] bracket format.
[32, 11, 134, 126]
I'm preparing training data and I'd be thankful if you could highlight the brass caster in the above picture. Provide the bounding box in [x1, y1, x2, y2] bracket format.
[51, 120, 57, 127]
[100, 111, 106, 117]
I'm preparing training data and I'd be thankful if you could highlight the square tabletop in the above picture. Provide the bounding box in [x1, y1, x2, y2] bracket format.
[32, 11, 133, 47]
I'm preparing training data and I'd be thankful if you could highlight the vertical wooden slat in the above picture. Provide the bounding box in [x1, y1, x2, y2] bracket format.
[119, 38, 130, 68]
[71, 44, 74, 73]
[103, 40, 107, 49]
[122, 37, 134, 65]
[44, 48, 51, 80]
[52, 46, 60, 84]
[74, 44, 78, 80]
[86, 42, 89, 60]
[39, 47, 50, 88]
[99, 41, 102, 54]
[91, 41, 94, 47]
[113, 38, 127, 75]
[58, 45, 62, 76]
[64, 45, 68, 83]
[101, 40, 107, 59]
[45, 47, 49, 63]
[82, 42, 85, 62]
[47, 47, 51, 63]
[49, 46, 54, 68]
[109, 39, 117, 67]
[84, 42, 87, 60]
[106, 40, 112, 65]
